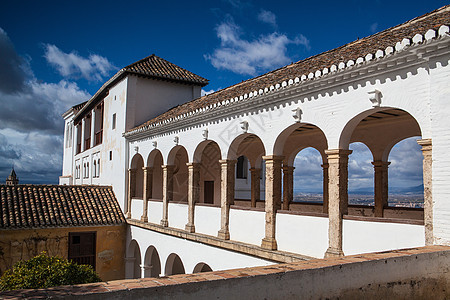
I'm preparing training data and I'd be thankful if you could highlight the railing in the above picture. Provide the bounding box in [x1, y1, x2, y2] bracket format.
[95, 130, 103, 146]
[84, 137, 90, 150]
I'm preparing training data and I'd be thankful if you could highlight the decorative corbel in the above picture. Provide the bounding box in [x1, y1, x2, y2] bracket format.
[240, 121, 249, 133]
[174, 136, 179, 145]
[202, 128, 208, 140]
[292, 107, 302, 123]
[134, 146, 139, 153]
[368, 89, 382, 107]
[152, 140, 157, 148]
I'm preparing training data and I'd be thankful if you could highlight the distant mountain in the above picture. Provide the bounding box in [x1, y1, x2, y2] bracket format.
[294, 184, 424, 196]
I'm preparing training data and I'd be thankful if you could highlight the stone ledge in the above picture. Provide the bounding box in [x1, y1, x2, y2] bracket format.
[1, 246, 448, 299]
[127, 219, 312, 263]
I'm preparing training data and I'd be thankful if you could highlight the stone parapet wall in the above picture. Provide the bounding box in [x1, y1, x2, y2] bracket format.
[1, 246, 448, 299]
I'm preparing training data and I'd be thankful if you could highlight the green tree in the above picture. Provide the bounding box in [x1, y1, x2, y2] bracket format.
[0, 252, 101, 291]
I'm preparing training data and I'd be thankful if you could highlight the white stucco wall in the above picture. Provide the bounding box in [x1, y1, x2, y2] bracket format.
[343, 219, 425, 255]
[229, 208, 265, 245]
[194, 205, 221, 236]
[167, 203, 188, 230]
[127, 225, 274, 278]
[276, 213, 329, 258]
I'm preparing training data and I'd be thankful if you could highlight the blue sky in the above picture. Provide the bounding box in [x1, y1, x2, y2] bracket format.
[0, 0, 443, 189]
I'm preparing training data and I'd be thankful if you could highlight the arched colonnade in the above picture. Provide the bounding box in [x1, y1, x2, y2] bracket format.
[127, 107, 431, 257]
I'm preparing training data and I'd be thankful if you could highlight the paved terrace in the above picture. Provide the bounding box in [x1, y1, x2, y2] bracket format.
[1, 245, 449, 299]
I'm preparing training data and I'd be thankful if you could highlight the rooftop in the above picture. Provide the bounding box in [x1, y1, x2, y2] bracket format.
[127, 4, 450, 135]
[0, 185, 125, 230]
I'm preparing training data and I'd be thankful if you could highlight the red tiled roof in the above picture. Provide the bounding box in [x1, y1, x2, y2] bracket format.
[124, 54, 209, 86]
[0, 185, 125, 229]
[127, 4, 450, 134]
[73, 55, 209, 122]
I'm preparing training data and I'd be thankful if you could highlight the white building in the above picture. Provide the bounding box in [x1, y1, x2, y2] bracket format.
[60, 6, 450, 279]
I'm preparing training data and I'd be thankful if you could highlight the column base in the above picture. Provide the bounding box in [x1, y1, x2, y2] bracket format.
[140, 216, 148, 222]
[324, 247, 344, 258]
[160, 219, 168, 227]
[261, 237, 277, 250]
[185, 223, 195, 233]
[126, 212, 131, 219]
[217, 228, 230, 240]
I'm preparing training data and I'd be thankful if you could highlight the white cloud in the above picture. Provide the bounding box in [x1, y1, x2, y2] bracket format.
[44, 44, 116, 81]
[205, 19, 310, 76]
[258, 10, 277, 27]
[0, 28, 93, 184]
[201, 89, 216, 96]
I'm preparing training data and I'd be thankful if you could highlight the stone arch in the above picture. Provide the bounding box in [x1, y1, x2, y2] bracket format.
[194, 140, 222, 205]
[193, 262, 212, 273]
[167, 146, 189, 203]
[341, 108, 423, 218]
[148, 149, 164, 200]
[164, 253, 185, 276]
[273, 123, 328, 157]
[126, 240, 141, 279]
[143, 246, 161, 278]
[226, 133, 266, 165]
[339, 107, 422, 150]
[130, 153, 144, 198]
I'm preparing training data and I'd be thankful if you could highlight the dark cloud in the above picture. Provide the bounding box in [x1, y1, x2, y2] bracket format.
[0, 28, 27, 94]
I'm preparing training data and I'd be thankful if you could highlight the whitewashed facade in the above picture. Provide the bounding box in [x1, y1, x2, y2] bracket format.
[60, 9, 450, 279]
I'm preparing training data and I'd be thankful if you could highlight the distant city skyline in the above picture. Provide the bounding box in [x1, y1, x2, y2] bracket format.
[0, 0, 441, 186]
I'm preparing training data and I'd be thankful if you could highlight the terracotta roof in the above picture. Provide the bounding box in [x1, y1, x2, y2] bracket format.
[0, 185, 125, 230]
[127, 4, 450, 134]
[124, 54, 209, 86]
[73, 55, 209, 122]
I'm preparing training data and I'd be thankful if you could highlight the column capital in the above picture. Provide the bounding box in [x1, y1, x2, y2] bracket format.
[128, 168, 137, 174]
[142, 166, 153, 172]
[262, 155, 284, 161]
[371, 161, 391, 168]
[186, 162, 201, 168]
[282, 165, 295, 173]
[249, 167, 261, 172]
[219, 159, 237, 165]
[324, 149, 352, 158]
[417, 139, 432, 153]
[162, 164, 175, 171]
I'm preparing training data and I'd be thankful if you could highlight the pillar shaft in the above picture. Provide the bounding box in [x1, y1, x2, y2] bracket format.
[261, 155, 283, 250]
[141, 167, 153, 222]
[282, 166, 294, 211]
[418, 139, 433, 245]
[186, 163, 200, 232]
[372, 161, 390, 217]
[218, 160, 236, 240]
[322, 163, 329, 214]
[250, 168, 261, 208]
[126, 168, 136, 219]
[161, 165, 174, 227]
[324, 149, 352, 258]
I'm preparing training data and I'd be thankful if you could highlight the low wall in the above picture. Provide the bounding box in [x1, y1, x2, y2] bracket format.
[3, 246, 448, 299]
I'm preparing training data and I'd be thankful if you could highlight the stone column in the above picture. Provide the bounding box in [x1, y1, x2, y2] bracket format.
[418, 139, 433, 245]
[217, 160, 236, 240]
[324, 149, 352, 258]
[372, 161, 390, 217]
[126, 168, 136, 219]
[160, 165, 174, 227]
[261, 155, 283, 250]
[250, 168, 261, 208]
[90, 109, 96, 148]
[185, 163, 200, 233]
[282, 166, 294, 210]
[322, 163, 329, 214]
[141, 167, 153, 222]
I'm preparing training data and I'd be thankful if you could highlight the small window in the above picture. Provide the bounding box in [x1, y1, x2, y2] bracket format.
[109, 151, 113, 161]
[97, 159, 100, 176]
[112, 113, 116, 130]
[87, 162, 89, 177]
[93, 161, 97, 177]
